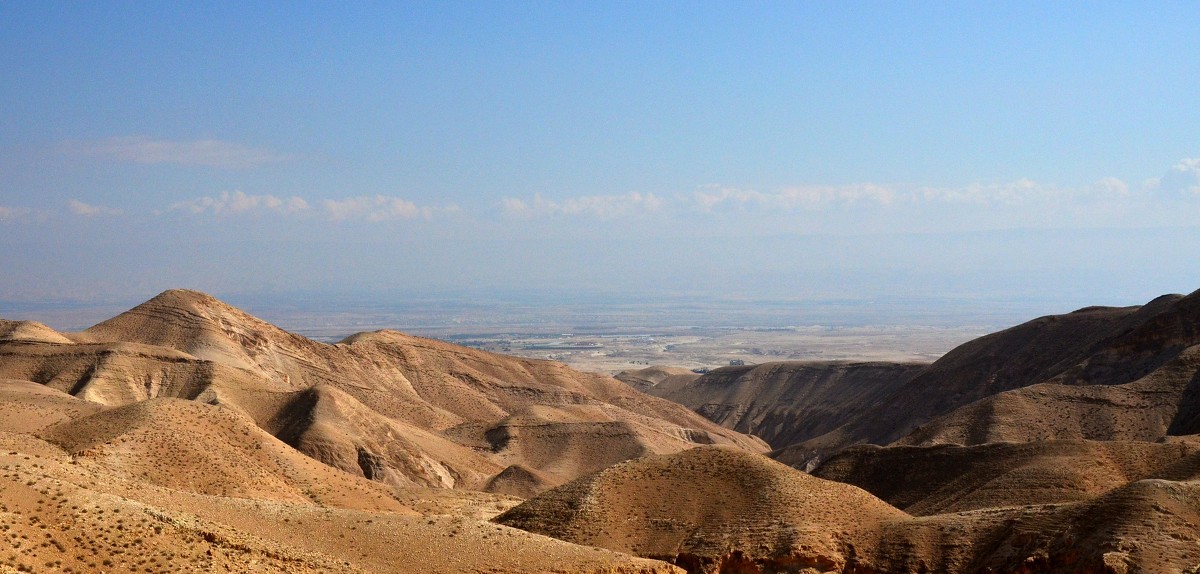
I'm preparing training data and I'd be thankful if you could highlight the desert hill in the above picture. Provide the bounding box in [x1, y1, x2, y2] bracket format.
[891, 346, 1200, 448]
[0, 319, 74, 345]
[812, 439, 1200, 515]
[721, 289, 1200, 467]
[637, 361, 926, 449]
[614, 366, 699, 394]
[1, 287, 757, 573]
[869, 474, 1200, 574]
[0, 289, 764, 493]
[0, 434, 680, 573]
[7, 288, 1200, 572]
[494, 445, 907, 573]
[497, 443, 1200, 573]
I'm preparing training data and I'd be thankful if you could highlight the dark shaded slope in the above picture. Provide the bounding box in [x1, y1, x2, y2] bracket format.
[892, 345, 1200, 448]
[813, 439, 1199, 516]
[645, 361, 925, 448]
[776, 290, 1200, 466]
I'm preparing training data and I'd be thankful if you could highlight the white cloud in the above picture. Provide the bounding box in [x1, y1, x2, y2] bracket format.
[71, 136, 289, 169]
[691, 177, 1148, 216]
[322, 195, 437, 222]
[1090, 176, 1130, 197]
[501, 192, 664, 219]
[67, 199, 123, 217]
[169, 191, 310, 215]
[0, 206, 29, 222]
[691, 186, 766, 211]
[693, 183, 901, 211]
[915, 179, 1055, 205]
[786, 183, 897, 207]
[1148, 157, 1200, 195]
[165, 192, 443, 222]
[503, 176, 1153, 223]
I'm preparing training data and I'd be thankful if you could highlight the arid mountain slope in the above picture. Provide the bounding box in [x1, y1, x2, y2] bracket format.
[0, 430, 680, 574]
[0, 378, 103, 433]
[6, 288, 1200, 573]
[872, 475, 1200, 574]
[495, 446, 907, 573]
[772, 290, 1200, 466]
[812, 439, 1200, 515]
[614, 366, 699, 394]
[0, 343, 692, 573]
[639, 361, 926, 449]
[499, 443, 1200, 574]
[893, 348, 1200, 448]
[0, 319, 74, 344]
[0, 289, 765, 493]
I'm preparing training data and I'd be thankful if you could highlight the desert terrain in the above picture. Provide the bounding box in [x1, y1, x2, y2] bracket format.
[6, 295, 1003, 375]
[2, 288, 1200, 572]
[448, 325, 982, 375]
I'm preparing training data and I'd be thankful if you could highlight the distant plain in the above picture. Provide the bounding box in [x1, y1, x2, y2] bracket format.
[3, 292, 1063, 374]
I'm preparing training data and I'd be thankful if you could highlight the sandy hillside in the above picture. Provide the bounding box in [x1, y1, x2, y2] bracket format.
[0, 436, 679, 574]
[0, 289, 765, 494]
[813, 439, 1200, 515]
[614, 366, 699, 394]
[495, 446, 907, 573]
[6, 288, 1200, 573]
[499, 444, 1200, 573]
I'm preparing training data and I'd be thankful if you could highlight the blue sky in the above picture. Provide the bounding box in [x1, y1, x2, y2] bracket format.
[2, 2, 1199, 310]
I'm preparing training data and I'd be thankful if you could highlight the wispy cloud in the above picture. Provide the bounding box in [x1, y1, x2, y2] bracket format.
[169, 191, 310, 215]
[914, 179, 1056, 205]
[0, 206, 29, 222]
[693, 177, 1143, 212]
[1146, 157, 1200, 195]
[692, 184, 896, 211]
[322, 195, 448, 221]
[165, 191, 447, 222]
[67, 199, 123, 217]
[70, 136, 289, 169]
[501, 192, 665, 219]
